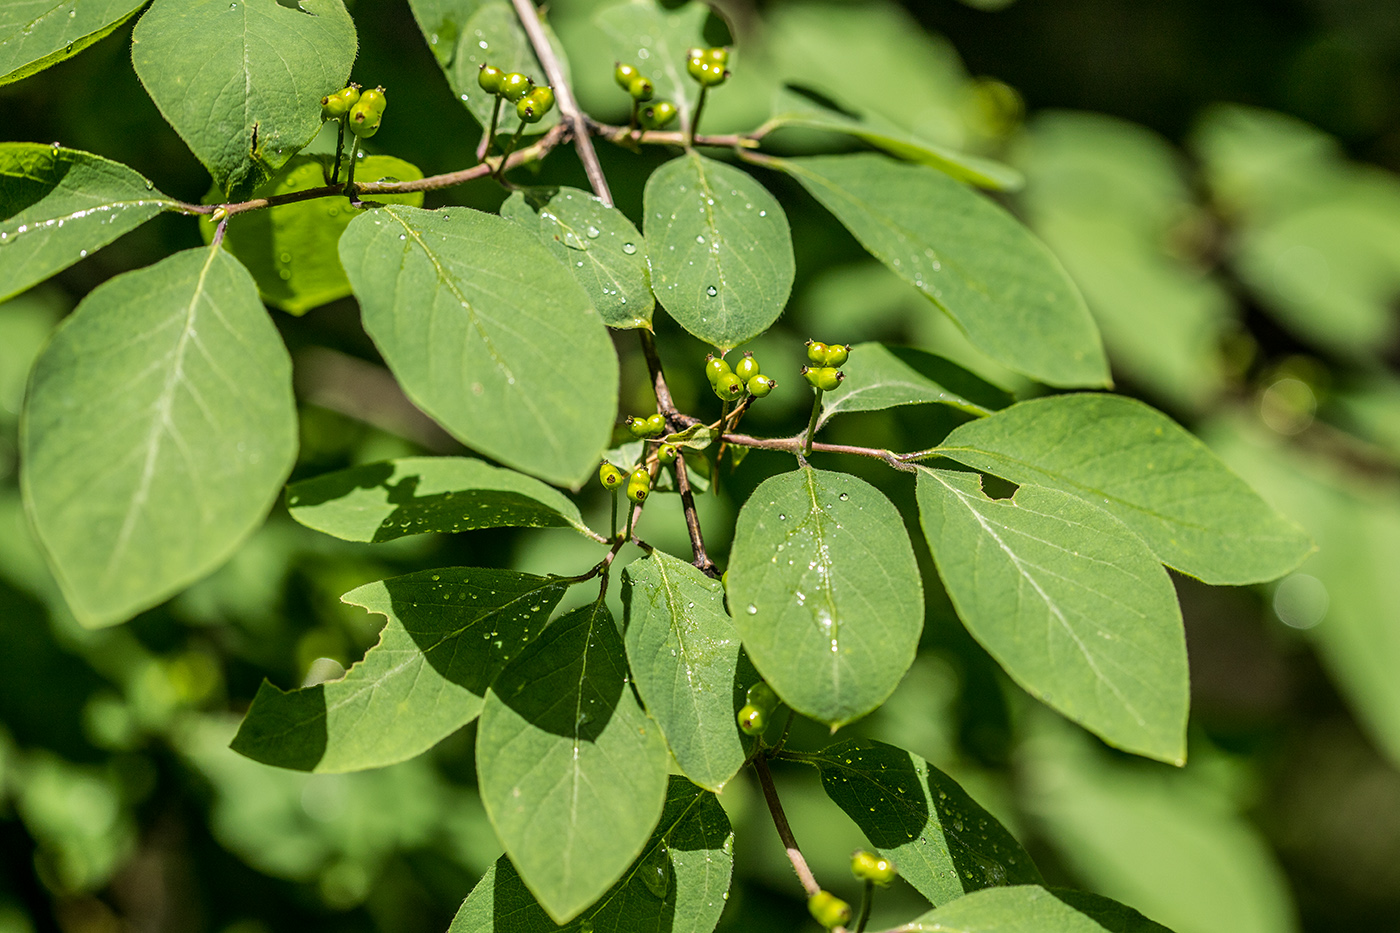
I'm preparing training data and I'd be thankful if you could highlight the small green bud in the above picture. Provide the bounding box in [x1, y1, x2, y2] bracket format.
[737, 704, 765, 735]
[657, 443, 678, 465]
[746, 374, 776, 398]
[734, 352, 760, 382]
[499, 72, 532, 102]
[478, 65, 504, 95]
[851, 849, 897, 885]
[614, 62, 640, 89]
[599, 462, 626, 489]
[808, 891, 852, 929]
[628, 75, 655, 101]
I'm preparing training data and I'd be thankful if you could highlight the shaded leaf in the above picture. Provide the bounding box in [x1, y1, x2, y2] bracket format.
[644, 152, 794, 351]
[727, 467, 923, 726]
[818, 342, 1011, 429]
[807, 738, 1041, 905]
[622, 552, 752, 792]
[594, 0, 708, 132]
[916, 467, 1188, 764]
[21, 246, 297, 627]
[131, 0, 357, 199]
[935, 394, 1313, 585]
[776, 153, 1108, 387]
[0, 1, 145, 86]
[0, 144, 175, 302]
[286, 456, 592, 543]
[905, 885, 1176, 933]
[232, 569, 568, 772]
[338, 205, 618, 488]
[478, 601, 670, 923]
[451, 776, 733, 933]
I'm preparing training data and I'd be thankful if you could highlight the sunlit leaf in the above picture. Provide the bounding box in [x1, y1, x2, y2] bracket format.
[904, 885, 1176, 932]
[0, 1, 146, 86]
[818, 342, 1011, 428]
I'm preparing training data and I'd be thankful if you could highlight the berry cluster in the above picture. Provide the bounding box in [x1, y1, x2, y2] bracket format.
[614, 62, 678, 129]
[321, 84, 387, 138]
[625, 413, 667, 439]
[800, 340, 850, 392]
[599, 461, 651, 504]
[686, 46, 729, 87]
[737, 681, 779, 735]
[706, 351, 776, 401]
[478, 65, 556, 123]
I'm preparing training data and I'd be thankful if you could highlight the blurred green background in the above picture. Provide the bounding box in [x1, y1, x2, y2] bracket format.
[4, 1, 1400, 931]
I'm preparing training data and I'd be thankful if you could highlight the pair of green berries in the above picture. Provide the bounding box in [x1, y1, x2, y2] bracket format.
[802, 339, 850, 391]
[706, 352, 776, 400]
[850, 849, 897, 885]
[322, 85, 387, 138]
[477, 65, 556, 123]
[599, 462, 652, 504]
[614, 63, 679, 129]
[625, 414, 679, 464]
[686, 46, 729, 87]
[737, 681, 778, 735]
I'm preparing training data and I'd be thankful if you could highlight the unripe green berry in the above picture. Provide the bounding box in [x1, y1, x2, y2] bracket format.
[627, 416, 652, 438]
[646, 413, 667, 436]
[851, 850, 897, 886]
[806, 340, 828, 364]
[348, 101, 381, 137]
[713, 371, 744, 400]
[737, 704, 765, 735]
[499, 72, 532, 102]
[808, 891, 852, 929]
[322, 85, 360, 119]
[599, 461, 625, 489]
[734, 352, 760, 382]
[628, 75, 655, 101]
[704, 355, 731, 385]
[824, 343, 850, 367]
[517, 95, 545, 123]
[657, 443, 678, 465]
[804, 366, 842, 391]
[687, 55, 707, 82]
[698, 60, 728, 87]
[478, 64, 504, 94]
[746, 681, 778, 711]
[706, 46, 729, 67]
[747, 374, 776, 398]
[640, 100, 678, 129]
[527, 85, 555, 115]
[358, 87, 387, 116]
[614, 62, 640, 89]
[627, 468, 651, 504]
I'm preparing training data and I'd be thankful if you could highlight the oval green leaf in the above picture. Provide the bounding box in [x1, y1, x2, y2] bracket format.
[231, 568, 568, 772]
[502, 186, 652, 329]
[775, 153, 1108, 387]
[0, 1, 145, 86]
[916, 467, 1189, 764]
[131, 0, 357, 199]
[727, 467, 923, 726]
[808, 738, 1041, 905]
[643, 152, 795, 352]
[338, 205, 619, 489]
[0, 143, 176, 302]
[935, 394, 1314, 585]
[286, 456, 592, 543]
[594, 0, 708, 133]
[450, 776, 733, 933]
[818, 342, 1012, 429]
[905, 885, 1176, 933]
[21, 246, 297, 627]
[478, 601, 670, 923]
[622, 551, 753, 792]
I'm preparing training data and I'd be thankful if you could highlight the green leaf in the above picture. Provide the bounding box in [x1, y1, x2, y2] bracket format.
[131, 0, 357, 199]
[643, 152, 795, 352]
[0, 144, 176, 302]
[818, 342, 1012, 429]
[450, 776, 733, 933]
[621, 552, 752, 792]
[405, 0, 478, 67]
[478, 601, 670, 923]
[765, 86, 1024, 191]
[594, 0, 708, 133]
[0, 1, 145, 86]
[934, 394, 1314, 585]
[338, 204, 618, 489]
[502, 186, 652, 329]
[915, 467, 1188, 764]
[663, 423, 714, 451]
[231, 569, 568, 772]
[775, 153, 1108, 388]
[199, 155, 423, 315]
[440, 0, 565, 136]
[905, 885, 1176, 933]
[21, 246, 297, 627]
[286, 456, 592, 543]
[727, 467, 923, 726]
[807, 738, 1041, 905]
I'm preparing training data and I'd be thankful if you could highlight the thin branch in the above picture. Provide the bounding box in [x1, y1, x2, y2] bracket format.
[639, 329, 678, 418]
[721, 432, 915, 471]
[673, 451, 718, 577]
[753, 755, 821, 899]
[588, 117, 759, 150]
[510, 0, 613, 206]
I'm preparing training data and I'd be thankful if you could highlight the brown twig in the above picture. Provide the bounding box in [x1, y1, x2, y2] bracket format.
[673, 451, 718, 577]
[588, 117, 759, 150]
[753, 754, 821, 899]
[721, 432, 915, 471]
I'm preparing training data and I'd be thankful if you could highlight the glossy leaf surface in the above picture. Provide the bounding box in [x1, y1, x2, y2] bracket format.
[935, 394, 1313, 585]
[478, 602, 670, 922]
[906, 885, 1175, 933]
[818, 342, 1011, 428]
[0, 1, 145, 86]
[777, 153, 1108, 387]
[232, 569, 568, 772]
[727, 468, 923, 726]
[916, 468, 1188, 764]
[643, 152, 794, 352]
[339, 205, 618, 488]
[22, 247, 296, 627]
[131, 0, 357, 199]
[442, 0, 564, 136]
[0, 144, 175, 302]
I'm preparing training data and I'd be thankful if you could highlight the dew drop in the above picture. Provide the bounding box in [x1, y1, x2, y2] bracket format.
[585, 225, 600, 238]
[621, 242, 637, 254]
[839, 493, 848, 501]
[746, 604, 757, 615]
[705, 285, 717, 297]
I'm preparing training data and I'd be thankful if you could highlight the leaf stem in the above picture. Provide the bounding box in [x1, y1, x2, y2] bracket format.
[854, 879, 874, 933]
[331, 117, 347, 184]
[610, 487, 619, 541]
[483, 96, 503, 158]
[688, 85, 709, 149]
[342, 139, 361, 196]
[493, 124, 528, 182]
[752, 754, 821, 899]
[803, 388, 824, 457]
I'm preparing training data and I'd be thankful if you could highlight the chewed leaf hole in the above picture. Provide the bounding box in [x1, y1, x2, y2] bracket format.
[980, 473, 1018, 500]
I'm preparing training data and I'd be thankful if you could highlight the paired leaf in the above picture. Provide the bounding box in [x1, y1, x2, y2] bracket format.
[451, 776, 733, 933]
[809, 738, 1041, 905]
[131, 0, 357, 199]
[935, 394, 1313, 585]
[338, 205, 618, 489]
[818, 342, 1011, 428]
[0, 1, 145, 86]
[21, 246, 297, 627]
[775, 153, 1108, 387]
[916, 468, 1188, 764]
[478, 601, 670, 923]
[905, 885, 1175, 933]
[594, 0, 707, 132]
[232, 569, 568, 772]
[202, 155, 424, 314]
[644, 152, 795, 351]
[622, 552, 752, 792]
[0, 144, 175, 302]
[502, 186, 652, 329]
[727, 467, 923, 726]
[287, 456, 591, 543]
